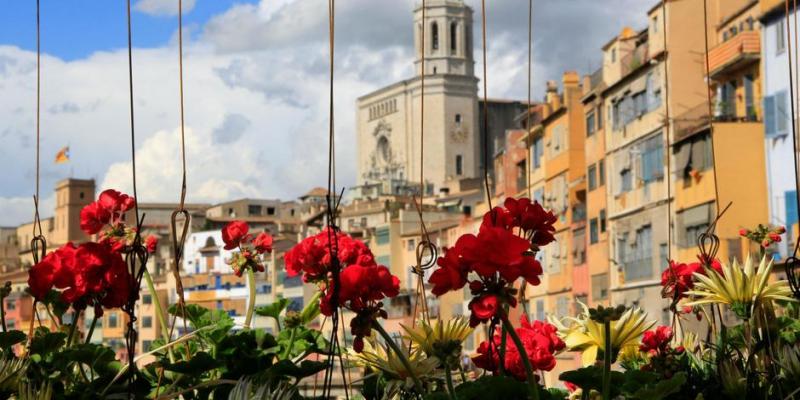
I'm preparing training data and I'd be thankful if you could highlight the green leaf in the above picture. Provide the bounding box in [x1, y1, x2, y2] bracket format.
[29, 330, 66, 356]
[451, 375, 530, 399]
[559, 366, 624, 397]
[168, 303, 211, 327]
[625, 371, 687, 400]
[0, 330, 26, 349]
[267, 359, 327, 380]
[162, 351, 220, 375]
[255, 298, 289, 320]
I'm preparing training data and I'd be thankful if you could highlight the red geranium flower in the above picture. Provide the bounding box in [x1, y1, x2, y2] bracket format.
[469, 294, 499, 322]
[661, 256, 723, 300]
[474, 316, 565, 381]
[145, 235, 158, 254]
[222, 220, 249, 250]
[80, 202, 112, 235]
[640, 325, 674, 355]
[98, 189, 135, 216]
[252, 232, 274, 254]
[284, 228, 372, 282]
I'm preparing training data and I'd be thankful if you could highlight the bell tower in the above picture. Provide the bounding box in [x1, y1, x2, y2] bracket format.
[413, 0, 473, 77]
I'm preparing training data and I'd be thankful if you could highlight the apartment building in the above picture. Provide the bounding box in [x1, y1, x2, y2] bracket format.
[760, 0, 799, 258]
[672, 0, 769, 264]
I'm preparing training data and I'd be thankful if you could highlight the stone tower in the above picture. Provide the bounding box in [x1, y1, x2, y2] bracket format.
[52, 178, 95, 245]
[413, 0, 474, 77]
[355, 0, 479, 196]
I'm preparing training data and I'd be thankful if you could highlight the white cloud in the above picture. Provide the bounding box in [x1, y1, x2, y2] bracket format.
[0, 0, 652, 226]
[0, 195, 54, 227]
[134, 0, 196, 17]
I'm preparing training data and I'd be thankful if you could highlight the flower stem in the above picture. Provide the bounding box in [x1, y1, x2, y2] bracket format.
[85, 315, 98, 345]
[244, 268, 256, 329]
[143, 269, 171, 342]
[602, 320, 612, 400]
[371, 320, 424, 395]
[499, 312, 539, 400]
[445, 367, 457, 400]
[282, 328, 297, 360]
[66, 310, 79, 347]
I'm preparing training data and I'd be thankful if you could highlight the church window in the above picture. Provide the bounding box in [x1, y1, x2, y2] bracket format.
[455, 113, 462, 126]
[456, 155, 463, 175]
[433, 67, 437, 74]
[450, 22, 457, 52]
[432, 22, 439, 50]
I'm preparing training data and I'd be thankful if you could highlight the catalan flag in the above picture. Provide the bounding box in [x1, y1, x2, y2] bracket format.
[54, 146, 70, 164]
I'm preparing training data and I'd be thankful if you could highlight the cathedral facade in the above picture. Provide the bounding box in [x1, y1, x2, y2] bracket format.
[356, 0, 480, 196]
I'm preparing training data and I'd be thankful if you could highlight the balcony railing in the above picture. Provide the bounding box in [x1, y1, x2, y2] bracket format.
[707, 31, 760, 79]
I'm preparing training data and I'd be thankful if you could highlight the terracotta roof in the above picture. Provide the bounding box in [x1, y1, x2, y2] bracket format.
[301, 187, 330, 199]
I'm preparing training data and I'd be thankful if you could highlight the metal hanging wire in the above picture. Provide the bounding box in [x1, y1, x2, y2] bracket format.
[784, 0, 800, 299]
[320, 0, 350, 397]
[123, 0, 150, 392]
[27, 0, 47, 346]
[517, 0, 534, 317]
[166, 0, 191, 357]
[409, 0, 435, 334]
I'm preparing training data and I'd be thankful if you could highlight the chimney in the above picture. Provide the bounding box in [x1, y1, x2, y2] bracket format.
[545, 80, 560, 112]
[562, 71, 581, 104]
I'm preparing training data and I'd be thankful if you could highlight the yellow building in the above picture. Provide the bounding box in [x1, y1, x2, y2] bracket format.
[672, 0, 768, 264]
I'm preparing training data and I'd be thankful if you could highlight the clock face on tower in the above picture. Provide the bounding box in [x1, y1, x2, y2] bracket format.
[450, 122, 469, 143]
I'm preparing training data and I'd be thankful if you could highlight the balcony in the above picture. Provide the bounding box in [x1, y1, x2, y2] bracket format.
[621, 44, 649, 77]
[707, 31, 760, 79]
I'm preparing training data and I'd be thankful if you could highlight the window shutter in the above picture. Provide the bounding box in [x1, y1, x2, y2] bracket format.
[764, 95, 776, 137]
[777, 90, 789, 135]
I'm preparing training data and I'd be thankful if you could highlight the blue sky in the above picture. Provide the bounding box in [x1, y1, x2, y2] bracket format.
[0, 0, 257, 61]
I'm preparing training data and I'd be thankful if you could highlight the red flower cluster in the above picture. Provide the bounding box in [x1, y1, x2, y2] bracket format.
[221, 221, 273, 276]
[740, 224, 785, 248]
[285, 228, 371, 282]
[483, 197, 557, 248]
[284, 228, 399, 352]
[640, 326, 674, 355]
[79, 189, 157, 254]
[660, 256, 722, 300]
[430, 197, 548, 326]
[473, 316, 565, 381]
[28, 242, 132, 311]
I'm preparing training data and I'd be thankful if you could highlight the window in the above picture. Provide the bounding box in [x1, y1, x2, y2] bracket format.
[678, 203, 711, 248]
[599, 209, 607, 233]
[591, 273, 609, 301]
[142, 294, 152, 305]
[556, 296, 569, 317]
[765, 91, 789, 137]
[620, 168, 632, 192]
[142, 316, 152, 328]
[216, 300, 223, 310]
[6, 320, 14, 330]
[598, 159, 606, 186]
[611, 48, 616, 62]
[266, 207, 276, 215]
[586, 111, 596, 136]
[248, 205, 262, 215]
[588, 164, 597, 191]
[652, 16, 658, 33]
[597, 105, 604, 129]
[641, 135, 664, 183]
[573, 228, 586, 265]
[455, 155, 463, 175]
[777, 18, 786, 54]
[142, 340, 152, 352]
[659, 243, 668, 269]
[612, 102, 621, 130]
[535, 299, 545, 322]
[5, 300, 14, 311]
[407, 239, 415, 252]
[633, 91, 647, 117]
[450, 22, 457, 52]
[375, 227, 390, 245]
[676, 133, 713, 178]
[589, 218, 599, 244]
[532, 135, 544, 169]
[516, 160, 527, 191]
[108, 313, 118, 328]
[287, 297, 304, 312]
[431, 22, 439, 50]
[744, 74, 755, 119]
[533, 187, 544, 205]
[623, 225, 653, 282]
[646, 72, 661, 110]
[455, 113, 462, 126]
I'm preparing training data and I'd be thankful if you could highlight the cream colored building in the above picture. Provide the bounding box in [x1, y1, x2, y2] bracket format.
[356, 0, 479, 195]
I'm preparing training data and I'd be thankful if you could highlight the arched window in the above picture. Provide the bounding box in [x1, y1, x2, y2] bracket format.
[450, 22, 457, 52]
[432, 22, 439, 50]
[455, 155, 463, 175]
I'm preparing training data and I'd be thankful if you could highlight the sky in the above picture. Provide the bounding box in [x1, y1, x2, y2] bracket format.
[0, 0, 651, 226]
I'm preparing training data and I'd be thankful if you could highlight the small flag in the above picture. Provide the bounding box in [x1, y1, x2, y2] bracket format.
[55, 146, 70, 164]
